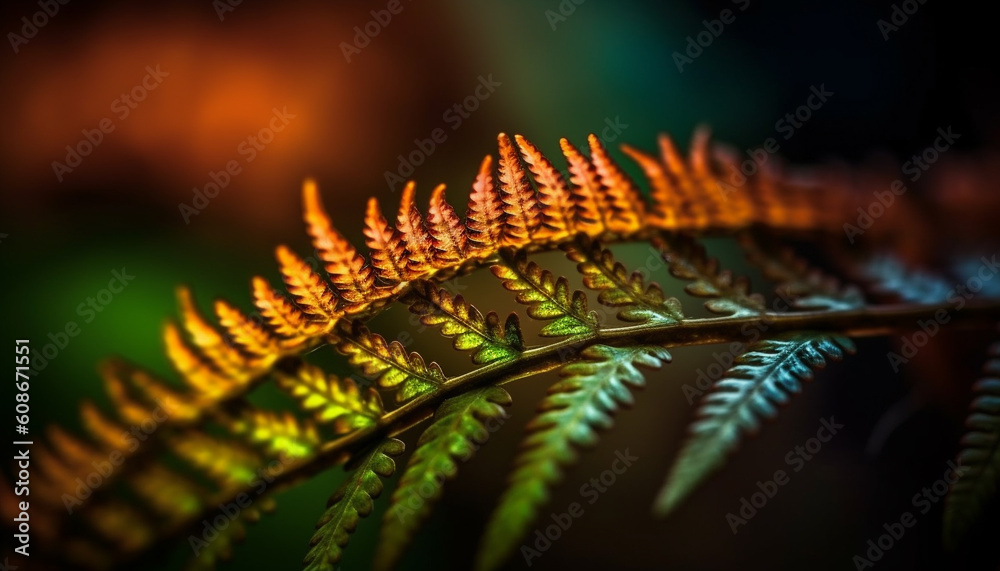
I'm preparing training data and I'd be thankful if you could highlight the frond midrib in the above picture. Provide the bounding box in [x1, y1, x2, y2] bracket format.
[115, 296, 1000, 568]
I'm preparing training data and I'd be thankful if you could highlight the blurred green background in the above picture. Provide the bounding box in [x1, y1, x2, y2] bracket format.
[2, 0, 998, 569]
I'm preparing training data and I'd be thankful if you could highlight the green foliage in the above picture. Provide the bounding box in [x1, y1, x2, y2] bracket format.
[24, 131, 1000, 571]
[740, 233, 864, 310]
[275, 362, 384, 433]
[186, 497, 276, 571]
[376, 386, 512, 571]
[492, 248, 599, 336]
[563, 235, 684, 323]
[944, 341, 1000, 550]
[336, 321, 446, 403]
[406, 281, 524, 364]
[652, 232, 765, 316]
[167, 431, 261, 489]
[228, 409, 322, 460]
[476, 344, 671, 571]
[655, 333, 855, 515]
[304, 438, 405, 571]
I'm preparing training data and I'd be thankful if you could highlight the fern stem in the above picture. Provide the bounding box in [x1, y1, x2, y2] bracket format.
[124, 298, 1000, 568]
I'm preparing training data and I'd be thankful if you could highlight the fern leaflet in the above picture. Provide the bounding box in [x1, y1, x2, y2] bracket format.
[476, 344, 671, 571]
[492, 249, 598, 337]
[303, 438, 404, 571]
[655, 333, 855, 515]
[376, 386, 512, 571]
[944, 340, 1000, 549]
[405, 281, 524, 364]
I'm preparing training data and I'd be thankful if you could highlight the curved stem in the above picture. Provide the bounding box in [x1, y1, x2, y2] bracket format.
[121, 298, 1000, 568]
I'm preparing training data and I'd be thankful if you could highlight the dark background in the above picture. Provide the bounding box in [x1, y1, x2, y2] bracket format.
[2, 0, 999, 569]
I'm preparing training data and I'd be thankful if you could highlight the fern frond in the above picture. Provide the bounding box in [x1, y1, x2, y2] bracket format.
[275, 362, 384, 432]
[620, 142, 679, 228]
[177, 286, 251, 377]
[251, 275, 325, 341]
[654, 333, 855, 516]
[214, 299, 284, 359]
[376, 386, 512, 571]
[427, 184, 469, 267]
[163, 321, 237, 397]
[96, 364, 156, 425]
[406, 281, 524, 364]
[497, 133, 542, 247]
[184, 495, 276, 570]
[41, 426, 107, 495]
[103, 359, 202, 423]
[944, 340, 1000, 549]
[652, 232, 765, 316]
[396, 181, 436, 279]
[303, 438, 404, 571]
[466, 155, 504, 258]
[750, 159, 832, 230]
[336, 321, 446, 402]
[167, 432, 261, 490]
[85, 500, 154, 552]
[302, 179, 375, 309]
[364, 197, 408, 286]
[684, 127, 729, 225]
[228, 410, 322, 460]
[741, 233, 864, 310]
[564, 235, 684, 323]
[558, 137, 606, 235]
[492, 249, 598, 336]
[130, 464, 205, 522]
[185, 516, 247, 571]
[954, 258, 1000, 298]
[515, 134, 575, 241]
[476, 345, 671, 571]
[856, 254, 953, 303]
[656, 132, 711, 228]
[28, 129, 1000, 570]
[276, 245, 341, 320]
[588, 133, 646, 233]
